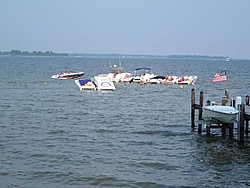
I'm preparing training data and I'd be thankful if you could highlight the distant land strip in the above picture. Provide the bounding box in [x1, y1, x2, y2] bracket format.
[0, 50, 68, 56]
[0, 50, 230, 60]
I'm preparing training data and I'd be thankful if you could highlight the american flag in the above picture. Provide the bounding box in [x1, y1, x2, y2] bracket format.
[212, 70, 227, 83]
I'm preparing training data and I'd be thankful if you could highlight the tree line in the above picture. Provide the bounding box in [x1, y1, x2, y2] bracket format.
[0, 50, 68, 56]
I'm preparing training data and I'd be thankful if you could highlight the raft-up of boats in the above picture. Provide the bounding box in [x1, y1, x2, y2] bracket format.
[106, 66, 197, 85]
[51, 65, 197, 91]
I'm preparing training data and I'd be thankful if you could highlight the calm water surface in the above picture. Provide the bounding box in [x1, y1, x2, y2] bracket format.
[0, 56, 250, 187]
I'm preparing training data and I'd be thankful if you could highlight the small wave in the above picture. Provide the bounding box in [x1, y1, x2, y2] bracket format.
[47, 130, 66, 134]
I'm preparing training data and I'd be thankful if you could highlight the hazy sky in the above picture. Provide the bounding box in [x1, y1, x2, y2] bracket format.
[1, 0, 250, 58]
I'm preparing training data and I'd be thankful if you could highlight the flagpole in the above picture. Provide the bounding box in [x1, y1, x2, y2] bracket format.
[212, 69, 228, 100]
[225, 68, 228, 90]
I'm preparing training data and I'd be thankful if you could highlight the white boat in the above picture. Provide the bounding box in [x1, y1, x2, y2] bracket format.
[132, 68, 156, 84]
[94, 74, 116, 91]
[75, 79, 97, 91]
[120, 73, 134, 82]
[177, 76, 197, 85]
[107, 65, 133, 83]
[51, 71, 84, 79]
[202, 105, 239, 123]
[107, 64, 124, 82]
[107, 58, 133, 83]
[165, 76, 179, 84]
[165, 75, 197, 85]
[148, 75, 166, 84]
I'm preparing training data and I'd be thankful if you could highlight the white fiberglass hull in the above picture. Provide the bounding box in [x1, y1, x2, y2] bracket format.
[177, 76, 197, 85]
[75, 79, 97, 91]
[202, 106, 239, 123]
[94, 74, 116, 91]
[107, 72, 133, 83]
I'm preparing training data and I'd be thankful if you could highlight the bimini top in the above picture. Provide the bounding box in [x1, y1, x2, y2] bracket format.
[135, 68, 151, 71]
[79, 79, 92, 86]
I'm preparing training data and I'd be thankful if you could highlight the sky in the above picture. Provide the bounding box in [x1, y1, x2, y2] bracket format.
[1, 0, 250, 59]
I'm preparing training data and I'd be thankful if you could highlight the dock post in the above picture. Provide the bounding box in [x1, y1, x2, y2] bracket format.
[238, 103, 245, 144]
[245, 96, 249, 137]
[232, 99, 236, 108]
[222, 89, 229, 106]
[229, 123, 234, 138]
[246, 95, 249, 106]
[206, 124, 211, 136]
[191, 88, 195, 128]
[230, 98, 236, 138]
[246, 120, 249, 137]
[198, 91, 203, 134]
[221, 123, 226, 136]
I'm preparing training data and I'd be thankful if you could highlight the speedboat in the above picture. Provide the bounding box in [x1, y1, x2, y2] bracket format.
[165, 76, 179, 84]
[120, 73, 134, 82]
[177, 76, 197, 85]
[75, 79, 97, 91]
[148, 75, 166, 84]
[165, 75, 197, 85]
[107, 65, 133, 83]
[107, 58, 133, 83]
[51, 71, 84, 79]
[202, 105, 239, 123]
[132, 68, 156, 84]
[94, 74, 116, 91]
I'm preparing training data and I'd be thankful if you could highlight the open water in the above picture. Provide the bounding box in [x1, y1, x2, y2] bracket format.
[0, 56, 250, 187]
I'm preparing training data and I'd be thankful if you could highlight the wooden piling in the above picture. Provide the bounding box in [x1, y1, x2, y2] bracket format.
[244, 97, 249, 137]
[245, 120, 249, 137]
[238, 103, 245, 144]
[232, 99, 236, 108]
[206, 124, 210, 136]
[228, 123, 234, 138]
[246, 95, 249, 106]
[222, 89, 229, 106]
[191, 88, 195, 128]
[221, 123, 226, 136]
[198, 91, 203, 134]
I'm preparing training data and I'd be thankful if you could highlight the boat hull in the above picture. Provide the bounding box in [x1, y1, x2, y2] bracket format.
[177, 76, 197, 85]
[75, 79, 97, 91]
[94, 74, 116, 91]
[202, 106, 239, 123]
[107, 72, 133, 83]
[51, 72, 84, 79]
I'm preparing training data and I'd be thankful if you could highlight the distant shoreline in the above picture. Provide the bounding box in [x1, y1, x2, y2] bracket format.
[0, 50, 68, 57]
[0, 50, 232, 60]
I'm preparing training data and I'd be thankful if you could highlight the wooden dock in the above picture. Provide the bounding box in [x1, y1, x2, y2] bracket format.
[191, 88, 250, 145]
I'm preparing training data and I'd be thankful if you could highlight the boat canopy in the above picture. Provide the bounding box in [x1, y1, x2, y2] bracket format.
[135, 68, 151, 71]
[79, 79, 91, 85]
